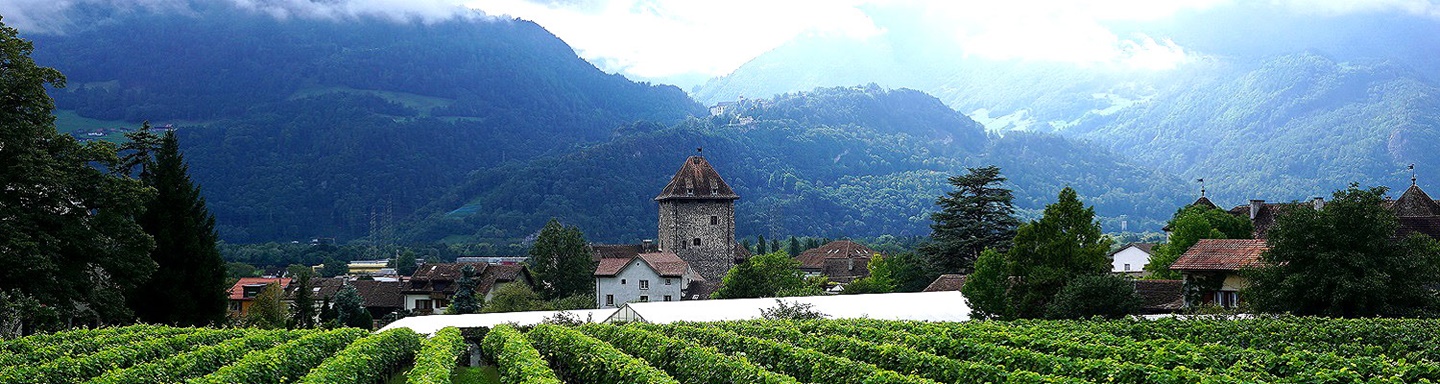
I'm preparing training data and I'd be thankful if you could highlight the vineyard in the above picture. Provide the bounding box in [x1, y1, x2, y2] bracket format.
[3, 317, 1440, 383]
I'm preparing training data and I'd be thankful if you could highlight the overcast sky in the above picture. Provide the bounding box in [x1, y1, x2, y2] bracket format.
[3, 0, 1437, 87]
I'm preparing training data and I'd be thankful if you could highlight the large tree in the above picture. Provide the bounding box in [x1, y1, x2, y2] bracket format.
[528, 219, 594, 300]
[962, 187, 1113, 319]
[0, 17, 155, 331]
[920, 166, 1020, 274]
[244, 283, 287, 329]
[1145, 204, 1253, 279]
[712, 251, 818, 299]
[1247, 185, 1440, 317]
[126, 127, 229, 326]
[288, 271, 316, 329]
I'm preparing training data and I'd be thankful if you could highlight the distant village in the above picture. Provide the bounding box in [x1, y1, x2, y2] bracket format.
[227, 151, 1440, 327]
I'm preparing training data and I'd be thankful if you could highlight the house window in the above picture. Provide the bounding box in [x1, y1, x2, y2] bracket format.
[664, 295, 673, 301]
[416, 299, 433, 310]
[1124, 263, 1131, 271]
[693, 238, 702, 246]
[686, 188, 694, 195]
[639, 296, 649, 302]
[665, 278, 672, 285]
[639, 280, 650, 290]
[1215, 291, 1239, 308]
[228, 301, 241, 312]
[605, 295, 614, 307]
[710, 215, 719, 225]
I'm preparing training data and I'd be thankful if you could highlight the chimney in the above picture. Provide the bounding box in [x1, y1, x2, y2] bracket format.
[642, 239, 654, 252]
[1311, 197, 1325, 210]
[1249, 199, 1265, 220]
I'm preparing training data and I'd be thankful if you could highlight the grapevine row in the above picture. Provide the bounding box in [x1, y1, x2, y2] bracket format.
[527, 323, 678, 384]
[480, 324, 561, 384]
[648, 323, 937, 384]
[89, 329, 302, 384]
[298, 327, 421, 384]
[407, 327, 469, 384]
[189, 327, 366, 384]
[580, 323, 801, 384]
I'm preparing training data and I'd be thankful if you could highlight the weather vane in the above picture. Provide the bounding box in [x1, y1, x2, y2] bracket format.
[1197, 178, 1206, 197]
[1410, 164, 1417, 186]
[697, 147, 703, 153]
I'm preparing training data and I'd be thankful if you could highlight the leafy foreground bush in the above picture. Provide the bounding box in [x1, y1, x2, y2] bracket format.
[481, 324, 561, 384]
[582, 323, 800, 384]
[89, 329, 300, 384]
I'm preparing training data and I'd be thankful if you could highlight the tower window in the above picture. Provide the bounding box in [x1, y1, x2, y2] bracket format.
[710, 216, 718, 225]
[687, 188, 694, 195]
[693, 238, 702, 246]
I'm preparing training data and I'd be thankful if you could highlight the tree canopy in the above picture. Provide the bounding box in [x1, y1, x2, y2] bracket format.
[712, 251, 818, 299]
[920, 166, 1020, 274]
[1246, 185, 1440, 317]
[0, 16, 156, 332]
[528, 219, 595, 301]
[962, 187, 1115, 319]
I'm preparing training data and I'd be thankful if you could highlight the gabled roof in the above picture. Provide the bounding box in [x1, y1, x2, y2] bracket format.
[922, 274, 967, 292]
[1191, 196, 1218, 210]
[594, 252, 698, 279]
[1170, 239, 1269, 271]
[227, 277, 291, 301]
[1228, 202, 1307, 238]
[795, 240, 875, 270]
[1110, 243, 1157, 256]
[1392, 185, 1440, 217]
[477, 264, 531, 295]
[408, 262, 486, 294]
[655, 156, 739, 201]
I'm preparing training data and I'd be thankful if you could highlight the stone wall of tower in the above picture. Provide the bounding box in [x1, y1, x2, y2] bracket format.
[657, 199, 736, 282]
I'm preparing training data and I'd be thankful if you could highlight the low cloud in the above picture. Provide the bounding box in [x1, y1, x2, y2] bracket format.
[0, 0, 482, 34]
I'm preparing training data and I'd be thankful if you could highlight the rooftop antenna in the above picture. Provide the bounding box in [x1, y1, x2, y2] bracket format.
[1410, 164, 1417, 186]
[1197, 178, 1206, 197]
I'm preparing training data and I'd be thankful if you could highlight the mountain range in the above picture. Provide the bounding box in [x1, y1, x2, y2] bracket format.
[15, 2, 1425, 247]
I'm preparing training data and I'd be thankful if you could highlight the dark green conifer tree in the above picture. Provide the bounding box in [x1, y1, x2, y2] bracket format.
[450, 264, 481, 314]
[127, 128, 228, 326]
[920, 166, 1020, 274]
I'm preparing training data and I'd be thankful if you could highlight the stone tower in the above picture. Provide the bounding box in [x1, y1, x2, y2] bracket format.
[655, 155, 741, 282]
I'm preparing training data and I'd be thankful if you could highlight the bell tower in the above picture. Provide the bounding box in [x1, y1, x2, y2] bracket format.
[655, 154, 740, 282]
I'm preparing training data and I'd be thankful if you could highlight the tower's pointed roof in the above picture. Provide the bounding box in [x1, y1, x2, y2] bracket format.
[1392, 184, 1440, 217]
[1190, 196, 1218, 210]
[655, 156, 739, 201]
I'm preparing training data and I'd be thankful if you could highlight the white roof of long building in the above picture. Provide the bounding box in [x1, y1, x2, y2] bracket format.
[607, 291, 970, 324]
[380, 308, 617, 335]
[380, 291, 969, 334]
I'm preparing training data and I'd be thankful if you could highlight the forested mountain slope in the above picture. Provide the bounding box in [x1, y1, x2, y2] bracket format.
[408, 86, 1188, 245]
[23, 4, 702, 242]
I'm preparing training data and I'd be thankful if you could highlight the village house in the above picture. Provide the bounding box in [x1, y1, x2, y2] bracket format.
[593, 249, 706, 308]
[794, 240, 879, 284]
[1170, 238, 1268, 308]
[402, 262, 533, 315]
[1109, 243, 1156, 277]
[226, 277, 291, 318]
[310, 278, 407, 320]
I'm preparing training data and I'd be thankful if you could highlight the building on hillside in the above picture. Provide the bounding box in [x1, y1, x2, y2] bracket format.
[593, 249, 706, 308]
[226, 277, 291, 317]
[346, 259, 391, 276]
[794, 240, 878, 284]
[402, 262, 534, 315]
[922, 274, 967, 292]
[1110, 243, 1156, 276]
[1169, 239, 1268, 308]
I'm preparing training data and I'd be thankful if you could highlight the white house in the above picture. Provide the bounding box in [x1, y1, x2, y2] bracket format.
[594, 251, 705, 309]
[1110, 243, 1156, 276]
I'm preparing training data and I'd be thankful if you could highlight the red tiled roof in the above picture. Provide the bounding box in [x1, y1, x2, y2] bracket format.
[922, 274, 967, 292]
[594, 252, 695, 278]
[1170, 239, 1269, 271]
[795, 240, 875, 270]
[407, 262, 486, 294]
[654, 156, 739, 201]
[227, 277, 291, 301]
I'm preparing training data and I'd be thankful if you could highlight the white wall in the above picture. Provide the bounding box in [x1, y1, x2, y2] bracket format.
[595, 260, 687, 308]
[1111, 246, 1152, 274]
